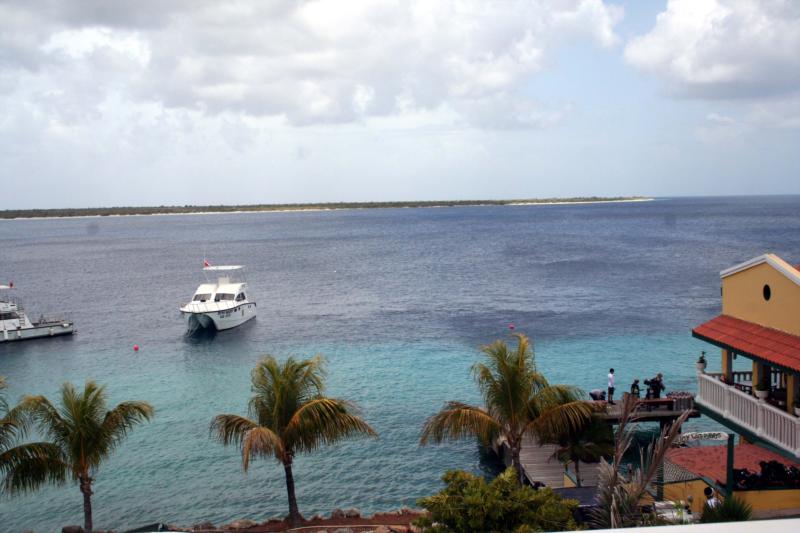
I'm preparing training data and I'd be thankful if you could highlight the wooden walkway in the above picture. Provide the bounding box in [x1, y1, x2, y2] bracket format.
[497, 435, 600, 488]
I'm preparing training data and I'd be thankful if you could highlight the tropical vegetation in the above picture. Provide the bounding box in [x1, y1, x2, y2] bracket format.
[210, 355, 377, 526]
[420, 333, 595, 483]
[700, 495, 753, 523]
[414, 467, 579, 533]
[545, 415, 614, 487]
[1, 377, 65, 496]
[589, 394, 690, 529]
[8, 380, 153, 533]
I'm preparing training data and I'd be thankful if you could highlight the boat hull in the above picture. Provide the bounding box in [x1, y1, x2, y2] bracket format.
[0, 321, 75, 343]
[183, 302, 257, 333]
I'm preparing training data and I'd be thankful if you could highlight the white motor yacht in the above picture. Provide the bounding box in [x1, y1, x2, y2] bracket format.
[0, 284, 75, 342]
[179, 266, 256, 332]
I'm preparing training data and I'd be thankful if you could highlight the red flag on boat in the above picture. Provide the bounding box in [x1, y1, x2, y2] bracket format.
[203, 260, 210, 268]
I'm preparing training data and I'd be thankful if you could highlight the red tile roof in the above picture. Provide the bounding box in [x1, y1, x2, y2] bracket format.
[692, 315, 800, 372]
[667, 444, 800, 485]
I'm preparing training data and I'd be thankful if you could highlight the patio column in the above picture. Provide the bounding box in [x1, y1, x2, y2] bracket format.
[721, 349, 733, 382]
[788, 373, 798, 415]
[752, 361, 762, 396]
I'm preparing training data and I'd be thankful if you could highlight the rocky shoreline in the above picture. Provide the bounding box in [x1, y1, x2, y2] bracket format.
[60, 508, 424, 533]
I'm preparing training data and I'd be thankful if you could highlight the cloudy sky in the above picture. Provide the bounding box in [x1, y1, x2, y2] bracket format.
[1, 0, 799, 209]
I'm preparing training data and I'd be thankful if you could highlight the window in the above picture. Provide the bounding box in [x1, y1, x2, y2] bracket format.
[0, 312, 19, 320]
[193, 294, 211, 302]
[236, 293, 246, 302]
[763, 284, 771, 301]
[214, 293, 235, 301]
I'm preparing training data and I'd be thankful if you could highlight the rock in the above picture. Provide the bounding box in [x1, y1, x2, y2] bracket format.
[62, 527, 84, 533]
[309, 514, 325, 521]
[343, 508, 361, 518]
[330, 508, 347, 519]
[227, 519, 257, 530]
[192, 522, 215, 531]
[374, 526, 392, 533]
[388, 526, 409, 533]
[399, 506, 414, 515]
[332, 529, 354, 533]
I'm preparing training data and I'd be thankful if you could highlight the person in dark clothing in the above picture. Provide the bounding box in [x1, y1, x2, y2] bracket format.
[645, 373, 665, 399]
[630, 379, 641, 398]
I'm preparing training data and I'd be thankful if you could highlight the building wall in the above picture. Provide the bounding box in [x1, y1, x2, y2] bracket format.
[722, 261, 800, 336]
[664, 480, 800, 514]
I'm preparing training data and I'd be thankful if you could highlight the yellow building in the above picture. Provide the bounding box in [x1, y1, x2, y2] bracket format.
[680, 253, 800, 515]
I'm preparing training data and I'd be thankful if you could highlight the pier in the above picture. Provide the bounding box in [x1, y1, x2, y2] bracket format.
[497, 400, 700, 488]
[599, 400, 701, 429]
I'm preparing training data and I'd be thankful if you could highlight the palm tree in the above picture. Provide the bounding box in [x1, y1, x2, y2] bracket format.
[420, 333, 595, 483]
[210, 355, 378, 527]
[548, 415, 614, 487]
[1, 377, 66, 495]
[590, 394, 690, 528]
[14, 381, 154, 533]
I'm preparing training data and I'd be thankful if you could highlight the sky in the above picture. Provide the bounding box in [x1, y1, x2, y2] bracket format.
[1, 0, 799, 209]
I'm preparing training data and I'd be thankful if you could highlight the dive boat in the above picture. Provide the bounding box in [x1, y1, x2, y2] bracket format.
[0, 283, 75, 342]
[179, 265, 256, 333]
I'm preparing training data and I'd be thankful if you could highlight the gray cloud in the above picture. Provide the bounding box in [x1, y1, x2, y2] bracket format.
[0, 0, 622, 127]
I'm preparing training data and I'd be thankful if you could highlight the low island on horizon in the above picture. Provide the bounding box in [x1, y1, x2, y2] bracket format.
[0, 196, 652, 220]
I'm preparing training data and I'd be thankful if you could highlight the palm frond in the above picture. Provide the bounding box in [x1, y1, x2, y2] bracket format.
[527, 400, 595, 442]
[0, 442, 68, 494]
[420, 402, 501, 445]
[241, 426, 284, 471]
[285, 398, 377, 453]
[101, 401, 154, 451]
[16, 395, 69, 449]
[210, 414, 259, 447]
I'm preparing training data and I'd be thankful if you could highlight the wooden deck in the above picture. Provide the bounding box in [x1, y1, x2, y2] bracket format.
[497, 435, 600, 488]
[599, 402, 700, 427]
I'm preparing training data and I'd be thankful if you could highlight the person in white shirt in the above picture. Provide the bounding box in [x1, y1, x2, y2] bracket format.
[607, 368, 616, 405]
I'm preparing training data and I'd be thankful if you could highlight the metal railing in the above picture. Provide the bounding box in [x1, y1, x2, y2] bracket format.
[697, 372, 800, 458]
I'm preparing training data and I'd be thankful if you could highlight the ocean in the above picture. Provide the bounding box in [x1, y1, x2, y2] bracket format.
[1, 196, 799, 531]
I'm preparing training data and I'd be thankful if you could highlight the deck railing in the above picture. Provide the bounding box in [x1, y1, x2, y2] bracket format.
[697, 372, 800, 458]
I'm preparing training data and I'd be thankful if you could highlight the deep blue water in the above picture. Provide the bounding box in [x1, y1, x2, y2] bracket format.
[1, 196, 799, 531]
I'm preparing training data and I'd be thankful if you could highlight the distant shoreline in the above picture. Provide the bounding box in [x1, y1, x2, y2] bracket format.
[0, 196, 652, 220]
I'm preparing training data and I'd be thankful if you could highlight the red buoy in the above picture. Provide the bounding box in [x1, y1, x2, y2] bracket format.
[133, 345, 139, 352]
[508, 323, 515, 330]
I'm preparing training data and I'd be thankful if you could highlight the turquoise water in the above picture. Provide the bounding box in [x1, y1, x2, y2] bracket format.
[2, 197, 799, 531]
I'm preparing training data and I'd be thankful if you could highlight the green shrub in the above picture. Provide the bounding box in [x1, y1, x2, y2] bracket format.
[414, 468, 580, 533]
[699, 495, 753, 523]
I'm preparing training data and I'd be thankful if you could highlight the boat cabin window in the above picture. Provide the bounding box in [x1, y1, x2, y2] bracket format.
[235, 293, 246, 302]
[214, 293, 235, 302]
[0, 311, 19, 320]
[193, 294, 211, 302]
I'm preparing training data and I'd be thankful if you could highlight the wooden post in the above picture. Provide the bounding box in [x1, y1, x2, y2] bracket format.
[726, 434, 735, 497]
[752, 361, 761, 396]
[788, 373, 798, 415]
[722, 349, 733, 382]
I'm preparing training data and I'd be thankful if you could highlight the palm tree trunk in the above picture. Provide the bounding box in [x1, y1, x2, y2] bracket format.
[79, 474, 93, 533]
[283, 458, 302, 526]
[510, 442, 524, 485]
[575, 460, 582, 488]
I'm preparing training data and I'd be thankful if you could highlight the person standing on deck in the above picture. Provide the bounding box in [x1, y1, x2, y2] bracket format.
[607, 368, 616, 405]
[630, 379, 641, 398]
[646, 373, 665, 399]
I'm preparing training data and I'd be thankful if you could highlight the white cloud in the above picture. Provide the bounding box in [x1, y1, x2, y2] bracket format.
[0, 0, 622, 128]
[625, 0, 800, 100]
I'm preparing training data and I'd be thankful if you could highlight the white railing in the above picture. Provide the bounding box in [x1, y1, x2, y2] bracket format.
[697, 372, 800, 458]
